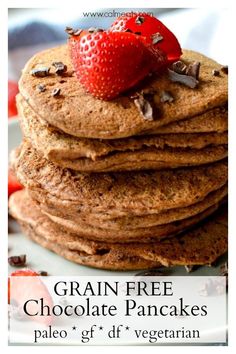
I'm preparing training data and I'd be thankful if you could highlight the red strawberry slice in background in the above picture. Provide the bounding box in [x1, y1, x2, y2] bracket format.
[69, 31, 167, 100]
[110, 13, 182, 63]
[8, 269, 53, 326]
[8, 168, 23, 197]
[8, 80, 19, 118]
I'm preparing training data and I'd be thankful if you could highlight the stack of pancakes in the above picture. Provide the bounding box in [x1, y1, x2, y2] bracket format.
[9, 46, 228, 270]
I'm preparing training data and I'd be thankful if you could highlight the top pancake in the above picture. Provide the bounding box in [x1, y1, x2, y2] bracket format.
[18, 45, 228, 139]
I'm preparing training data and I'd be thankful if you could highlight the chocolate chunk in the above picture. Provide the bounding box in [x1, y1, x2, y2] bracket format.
[172, 61, 187, 75]
[124, 28, 133, 33]
[212, 69, 220, 76]
[160, 90, 174, 103]
[134, 94, 153, 121]
[30, 67, 50, 77]
[51, 88, 61, 97]
[186, 61, 201, 80]
[38, 270, 48, 276]
[37, 84, 46, 93]
[168, 69, 199, 88]
[52, 61, 67, 75]
[221, 65, 228, 74]
[8, 254, 26, 267]
[88, 27, 103, 33]
[151, 32, 163, 45]
[134, 31, 141, 35]
[65, 27, 82, 36]
[135, 16, 145, 25]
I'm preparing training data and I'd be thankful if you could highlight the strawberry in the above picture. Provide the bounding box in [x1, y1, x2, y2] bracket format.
[8, 80, 19, 118]
[8, 168, 23, 197]
[8, 269, 38, 303]
[110, 13, 182, 63]
[8, 269, 53, 326]
[69, 31, 166, 100]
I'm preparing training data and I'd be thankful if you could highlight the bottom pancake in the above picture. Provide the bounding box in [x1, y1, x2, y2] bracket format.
[20, 224, 160, 270]
[9, 190, 228, 271]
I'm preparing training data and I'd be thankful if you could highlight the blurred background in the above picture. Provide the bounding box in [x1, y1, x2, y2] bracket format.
[8, 8, 228, 81]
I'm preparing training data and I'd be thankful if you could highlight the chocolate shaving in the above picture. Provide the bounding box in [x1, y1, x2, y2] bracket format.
[151, 32, 163, 45]
[65, 26, 75, 35]
[221, 65, 228, 74]
[51, 88, 61, 97]
[134, 31, 141, 35]
[52, 61, 67, 75]
[186, 61, 200, 80]
[212, 69, 220, 76]
[172, 61, 187, 75]
[65, 27, 82, 36]
[37, 84, 46, 93]
[73, 29, 83, 36]
[160, 90, 174, 103]
[134, 94, 153, 121]
[135, 16, 145, 25]
[38, 270, 48, 276]
[8, 254, 26, 267]
[88, 27, 103, 33]
[168, 69, 199, 88]
[30, 67, 50, 78]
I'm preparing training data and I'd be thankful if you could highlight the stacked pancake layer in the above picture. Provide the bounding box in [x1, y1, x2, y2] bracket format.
[9, 46, 228, 270]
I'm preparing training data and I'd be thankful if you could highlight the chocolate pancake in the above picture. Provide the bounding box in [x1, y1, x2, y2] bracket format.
[35, 185, 227, 232]
[18, 94, 227, 172]
[18, 46, 228, 139]
[12, 143, 228, 217]
[44, 201, 224, 242]
[154, 106, 227, 134]
[9, 190, 227, 270]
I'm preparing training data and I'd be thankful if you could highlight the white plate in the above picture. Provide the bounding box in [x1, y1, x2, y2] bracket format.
[8, 119, 227, 277]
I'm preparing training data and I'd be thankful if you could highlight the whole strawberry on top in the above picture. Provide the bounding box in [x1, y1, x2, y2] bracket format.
[69, 30, 167, 100]
[68, 13, 182, 100]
